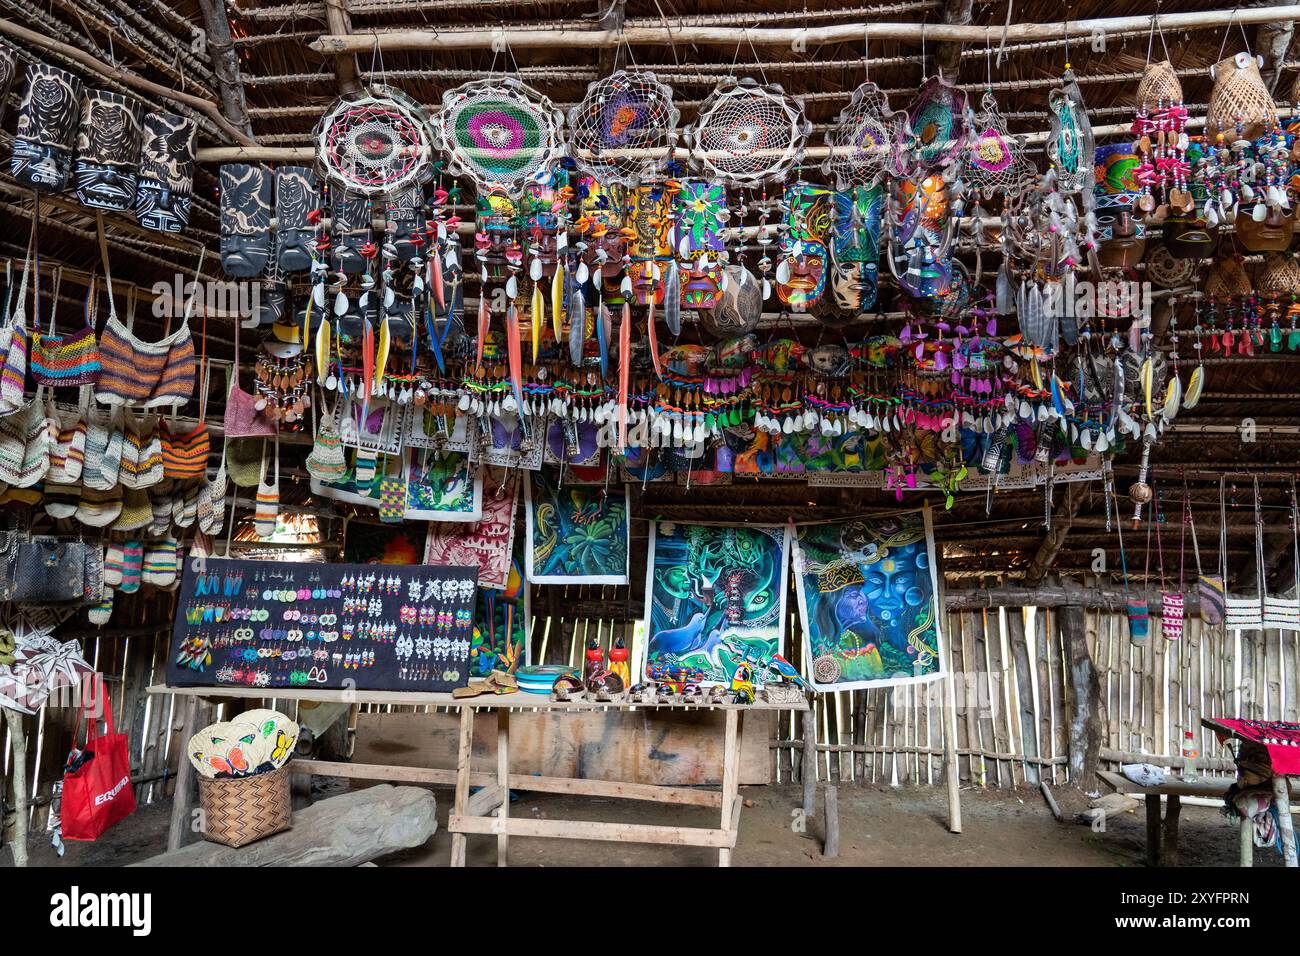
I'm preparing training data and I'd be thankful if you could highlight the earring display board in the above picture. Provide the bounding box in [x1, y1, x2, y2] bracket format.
[167, 557, 478, 693]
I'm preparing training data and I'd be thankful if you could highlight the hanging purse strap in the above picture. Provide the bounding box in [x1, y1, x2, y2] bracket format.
[12, 216, 34, 328]
[95, 212, 117, 328]
[45, 265, 61, 336]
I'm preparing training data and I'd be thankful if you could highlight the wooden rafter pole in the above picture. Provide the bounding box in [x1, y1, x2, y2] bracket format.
[323, 0, 363, 95]
[0, 18, 256, 147]
[1022, 484, 1084, 588]
[198, 0, 254, 136]
[310, 5, 1300, 53]
[934, 0, 974, 76]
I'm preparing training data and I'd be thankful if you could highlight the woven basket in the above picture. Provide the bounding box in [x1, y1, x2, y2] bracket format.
[197, 762, 292, 848]
[1206, 53, 1277, 142]
[1258, 253, 1300, 295]
[1136, 60, 1183, 111]
[1204, 256, 1252, 298]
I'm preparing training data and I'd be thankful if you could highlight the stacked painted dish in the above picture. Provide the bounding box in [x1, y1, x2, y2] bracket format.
[514, 664, 578, 695]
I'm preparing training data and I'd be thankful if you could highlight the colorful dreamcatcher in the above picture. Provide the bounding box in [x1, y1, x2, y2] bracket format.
[568, 70, 679, 186]
[436, 76, 566, 197]
[1047, 68, 1095, 197]
[966, 89, 1031, 199]
[823, 81, 903, 189]
[905, 76, 969, 171]
[684, 79, 810, 187]
[315, 87, 435, 197]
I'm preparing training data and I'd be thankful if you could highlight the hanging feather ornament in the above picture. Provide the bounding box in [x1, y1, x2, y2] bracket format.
[551, 267, 565, 348]
[506, 303, 527, 431]
[597, 300, 611, 381]
[1140, 356, 1155, 418]
[646, 294, 663, 380]
[315, 307, 332, 386]
[531, 282, 544, 363]
[476, 293, 490, 369]
[617, 303, 631, 449]
[663, 260, 681, 335]
[568, 283, 586, 367]
[375, 313, 392, 391]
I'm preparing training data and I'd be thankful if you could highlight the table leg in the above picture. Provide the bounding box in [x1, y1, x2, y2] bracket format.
[167, 696, 202, 852]
[1144, 794, 1162, 867]
[449, 706, 474, 868]
[1239, 814, 1254, 868]
[1272, 775, 1297, 868]
[718, 709, 741, 868]
[496, 708, 510, 868]
[1161, 794, 1181, 867]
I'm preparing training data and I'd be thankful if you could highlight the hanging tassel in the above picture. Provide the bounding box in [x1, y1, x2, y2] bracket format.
[645, 295, 663, 380]
[531, 283, 544, 364]
[617, 301, 631, 451]
[476, 293, 489, 370]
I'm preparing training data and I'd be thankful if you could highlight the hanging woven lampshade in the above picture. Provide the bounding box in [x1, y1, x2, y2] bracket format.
[1206, 53, 1277, 142]
[1204, 255, 1252, 297]
[1257, 253, 1300, 295]
[1136, 60, 1183, 111]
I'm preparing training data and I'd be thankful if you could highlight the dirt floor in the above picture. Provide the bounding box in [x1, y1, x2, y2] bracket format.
[5, 780, 1281, 867]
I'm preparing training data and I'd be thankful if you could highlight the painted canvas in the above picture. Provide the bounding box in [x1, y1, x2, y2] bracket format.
[469, 552, 529, 677]
[643, 522, 791, 686]
[423, 473, 517, 589]
[792, 508, 944, 690]
[525, 472, 630, 585]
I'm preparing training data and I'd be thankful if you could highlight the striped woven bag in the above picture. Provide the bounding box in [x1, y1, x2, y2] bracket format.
[254, 438, 279, 539]
[31, 271, 101, 387]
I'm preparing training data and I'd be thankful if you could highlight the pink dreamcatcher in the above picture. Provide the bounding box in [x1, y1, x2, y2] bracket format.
[315, 87, 435, 197]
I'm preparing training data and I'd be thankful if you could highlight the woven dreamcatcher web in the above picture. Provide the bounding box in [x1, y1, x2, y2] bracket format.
[906, 76, 969, 171]
[315, 86, 434, 197]
[436, 76, 566, 197]
[568, 70, 679, 187]
[1047, 68, 1095, 197]
[823, 81, 903, 189]
[684, 78, 810, 187]
[966, 89, 1032, 197]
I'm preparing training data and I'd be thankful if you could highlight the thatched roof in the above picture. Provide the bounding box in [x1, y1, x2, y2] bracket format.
[0, 0, 1297, 588]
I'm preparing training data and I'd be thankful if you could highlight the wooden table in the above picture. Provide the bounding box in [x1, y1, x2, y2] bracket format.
[148, 684, 808, 867]
[1200, 716, 1300, 868]
[1096, 769, 1232, 867]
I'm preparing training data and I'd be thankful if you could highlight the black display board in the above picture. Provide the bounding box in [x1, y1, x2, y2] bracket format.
[168, 557, 477, 693]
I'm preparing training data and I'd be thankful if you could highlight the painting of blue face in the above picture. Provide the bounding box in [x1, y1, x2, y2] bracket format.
[792, 509, 945, 690]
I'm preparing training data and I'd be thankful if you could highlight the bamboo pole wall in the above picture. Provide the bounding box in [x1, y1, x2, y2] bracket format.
[4, 594, 1298, 856]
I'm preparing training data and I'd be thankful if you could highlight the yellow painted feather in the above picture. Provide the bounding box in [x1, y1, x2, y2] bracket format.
[375, 316, 391, 389]
[1140, 357, 1154, 418]
[531, 284, 544, 363]
[551, 268, 564, 347]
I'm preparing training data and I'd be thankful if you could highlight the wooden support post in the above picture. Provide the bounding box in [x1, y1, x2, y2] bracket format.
[1145, 794, 1163, 867]
[197, 0, 253, 136]
[449, 705, 474, 868]
[1240, 814, 1254, 868]
[166, 696, 202, 852]
[496, 708, 510, 867]
[718, 709, 741, 868]
[1006, 609, 1041, 785]
[822, 785, 839, 859]
[322, 0, 362, 94]
[1273, 775, 1298, 868]
[1023, 485, 1081, 588]
[3, 708, 27, 867]
[1059, 604, 1102, 788]
[1161, 794, 1181, 867]
[801, 704, 816, 820]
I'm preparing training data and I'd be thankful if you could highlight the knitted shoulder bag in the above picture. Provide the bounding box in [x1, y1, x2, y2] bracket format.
[31, 265, 101, 386]
[0, 224, 33, 416]
[254, 435, 279, 538]
[224, 312, 276, 438]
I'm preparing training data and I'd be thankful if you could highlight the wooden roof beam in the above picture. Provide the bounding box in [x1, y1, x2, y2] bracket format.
[310, 5, 1300, 53]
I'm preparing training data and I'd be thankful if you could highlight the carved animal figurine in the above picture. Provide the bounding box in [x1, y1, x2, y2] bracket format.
[729, 662, 756, 704]
[583, 635, 607, 693]
[608, 634, 631, 689]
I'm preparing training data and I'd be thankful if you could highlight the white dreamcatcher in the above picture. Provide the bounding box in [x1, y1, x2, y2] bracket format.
[314, 86, 435, 197]
[568, 69, 679, 187]
[434, 76, 566, 197]
[684, 78, 810, 187]
[823, 81, 904, 189]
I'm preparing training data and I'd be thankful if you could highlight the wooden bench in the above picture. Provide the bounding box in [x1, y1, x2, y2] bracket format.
[1096, 769, 1232, 867]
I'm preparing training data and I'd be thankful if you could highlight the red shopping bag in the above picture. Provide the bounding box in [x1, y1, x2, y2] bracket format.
[61, 674, 136, 841]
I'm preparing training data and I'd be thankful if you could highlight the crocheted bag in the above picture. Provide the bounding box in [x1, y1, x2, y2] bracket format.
[31, 271, 101, 387]
[254, 438, 279, 539]
[305, 406, 347, 482]
[0, 241, 32, 417]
